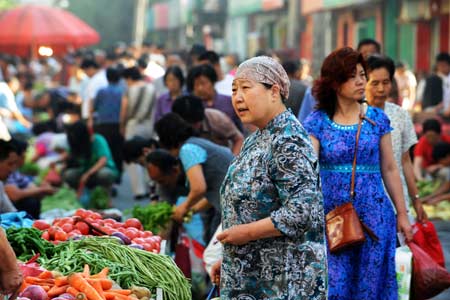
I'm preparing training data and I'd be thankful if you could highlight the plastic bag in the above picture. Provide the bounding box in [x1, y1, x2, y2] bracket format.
[408, 241, 450, 300]
[396, 246, 413, 300]
[412, 221, 445, 267]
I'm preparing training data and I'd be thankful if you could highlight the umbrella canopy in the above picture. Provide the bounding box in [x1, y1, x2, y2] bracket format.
[0, 4, 100, 57]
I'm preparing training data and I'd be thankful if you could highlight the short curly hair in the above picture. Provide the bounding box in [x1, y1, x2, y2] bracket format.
[313, 47, 367, 118]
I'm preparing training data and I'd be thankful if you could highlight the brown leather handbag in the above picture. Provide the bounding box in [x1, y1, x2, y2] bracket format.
[326, 109, 379, 253]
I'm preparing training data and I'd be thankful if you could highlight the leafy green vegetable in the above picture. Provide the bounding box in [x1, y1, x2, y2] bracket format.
[6, 227, 55, 261]
[20, 162, 40, 176]
[129, 202, 173, 234]
[88, 186, 109, 210]
[41, 187, 81, 213]
[417, 180, 441, 197]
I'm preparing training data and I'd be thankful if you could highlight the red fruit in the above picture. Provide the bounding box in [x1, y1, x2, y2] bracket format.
[61, 223, 74, 233]
[103, 218, 116, 226]
[132, 238, 145, 245]
[124, 228, 139, 240]
[48, 226, 60, 240]
[142, 231, 153, 238]
[55, 231, 68, 241]
[90, 212, 102, 220]
[41, 231, 50, 240]
[74, 208, 87, 218]
[33, 220, 50, 230]
[75, 222, 90, 235]
[142, 243, 153, 251]
[124, 218, 143, 230]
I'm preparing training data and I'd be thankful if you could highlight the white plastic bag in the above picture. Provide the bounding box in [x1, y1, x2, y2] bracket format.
[396, 245, 413, 300]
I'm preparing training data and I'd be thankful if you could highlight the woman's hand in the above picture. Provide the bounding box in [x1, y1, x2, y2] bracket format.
[217, 224, 252, 246]
[209, 259, 222, 285]
[412, 199, 428, 223]
[0, 267, 22, 295]
[397, 213, 413, 242]
[173, 201, 189, 223]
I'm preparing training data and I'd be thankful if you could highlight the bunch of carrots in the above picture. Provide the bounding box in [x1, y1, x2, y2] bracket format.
[21, 265, 137, 300]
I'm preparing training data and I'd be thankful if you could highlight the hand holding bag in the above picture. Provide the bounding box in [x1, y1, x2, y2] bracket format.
[326, 108, 379, 253]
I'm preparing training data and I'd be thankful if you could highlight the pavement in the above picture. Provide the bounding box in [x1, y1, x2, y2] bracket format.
[113, 173, 450, 298]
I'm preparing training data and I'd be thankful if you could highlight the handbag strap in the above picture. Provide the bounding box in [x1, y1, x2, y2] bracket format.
[350, 102, 376, 200]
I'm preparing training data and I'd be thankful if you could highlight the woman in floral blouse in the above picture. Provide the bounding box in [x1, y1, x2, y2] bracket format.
[211, 56, 327, 299]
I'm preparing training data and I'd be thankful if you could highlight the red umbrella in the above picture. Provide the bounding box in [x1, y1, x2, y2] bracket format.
[0, 4, 100, 57]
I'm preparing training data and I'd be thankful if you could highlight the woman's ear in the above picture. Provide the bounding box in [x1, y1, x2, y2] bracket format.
[271, 84, 281, 101]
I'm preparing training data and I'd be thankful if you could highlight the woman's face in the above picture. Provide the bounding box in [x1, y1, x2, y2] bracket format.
[337, 63, 367, 102]
[193, 75, 215, 101]
[231, 79, 275, 128]
[365, 67, 392, 108]
[165, 73, 181, 94]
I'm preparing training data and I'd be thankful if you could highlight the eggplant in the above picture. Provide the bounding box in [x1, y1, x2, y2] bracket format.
[111, 232, 131, 245]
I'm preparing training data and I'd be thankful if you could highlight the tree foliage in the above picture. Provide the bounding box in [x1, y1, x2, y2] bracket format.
[66, 0, 135, 50]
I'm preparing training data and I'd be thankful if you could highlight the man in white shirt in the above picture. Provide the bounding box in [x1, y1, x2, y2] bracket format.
[80, 59, 108, 120]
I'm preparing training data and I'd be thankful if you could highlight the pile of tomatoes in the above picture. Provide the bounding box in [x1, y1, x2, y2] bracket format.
[33, 209, 162, 253]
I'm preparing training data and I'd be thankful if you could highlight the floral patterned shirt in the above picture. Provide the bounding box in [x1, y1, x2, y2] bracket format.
[383, 102, 417, 212]
[220, 110, 327, 300]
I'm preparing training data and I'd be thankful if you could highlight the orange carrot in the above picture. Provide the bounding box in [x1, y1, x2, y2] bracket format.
[102, 292, 130, 300]
[87, 279, 113, 291]
[89, 280, 105, 300]
[41, 285, 51, 292]
[106, 290, 131, 296]
[68, 274, 104, 300]
[48, 285, 69, 298]
[38, 271, 53, 279]
[19, 281, 30, 292]
[66, 286, 80, 297]
[24, 277, 55, 286]
[91, 268, 109, 279]
[55, 276, 69, 287]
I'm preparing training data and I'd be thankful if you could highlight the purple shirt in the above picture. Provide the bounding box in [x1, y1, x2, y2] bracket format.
[154, 92, 174, 123]
[208, 94, 242, 131]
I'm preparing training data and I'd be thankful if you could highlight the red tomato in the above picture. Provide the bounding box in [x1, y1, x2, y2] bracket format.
[74, 208, 87, 218]
[142, 243, 153, 251]
[48, 226, 61, 240]
[124, 228, 139, 240]
[55, 230, 68, 241]
[70, 229, 82, 235]
[132, 238, 145, 245]
[142, 231, 153, 238]
[41, 231, 50, 240]
[103, 218, 116, 226]
[111, 222, 123, 229]
[91, 212, 103, 220]
[33, 220, 50, 230]
[75, 222, 90, 235]
[61, 223, 74, 233]
[124, 218, 143, 230]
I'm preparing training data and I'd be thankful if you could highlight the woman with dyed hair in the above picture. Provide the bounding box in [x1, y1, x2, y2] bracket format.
[303, 47, 412, 299]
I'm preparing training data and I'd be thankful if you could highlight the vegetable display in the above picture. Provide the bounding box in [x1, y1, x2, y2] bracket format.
[41, 187, 81, 213]
[6, 227, 55, 261]
[39, 237, 191, 300]
[88, 187, 110, 210]
[417, 180, 441, 198]
[129, 202, 173, 234]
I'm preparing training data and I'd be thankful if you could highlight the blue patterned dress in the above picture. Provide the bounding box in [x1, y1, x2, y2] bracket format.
[303, 106, 398, 300]
[220, 110, 327, 300]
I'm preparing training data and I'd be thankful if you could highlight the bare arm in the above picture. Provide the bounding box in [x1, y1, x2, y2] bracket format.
[173, 164, 207, 222]
[4, 184, 53, 202]
[85, 157, 107, 178]
[380, 134, 413, 240]
[413, 156, 424, 181]
[217, 217, 282, 245]
[402, 151, 427, 221]
[0, 228, 22, 294]
[309, 135, 320, 155]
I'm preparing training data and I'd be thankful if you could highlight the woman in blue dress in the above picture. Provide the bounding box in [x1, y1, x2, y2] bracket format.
[212, 56, 327, 299]
[303, 47, 413, 300]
